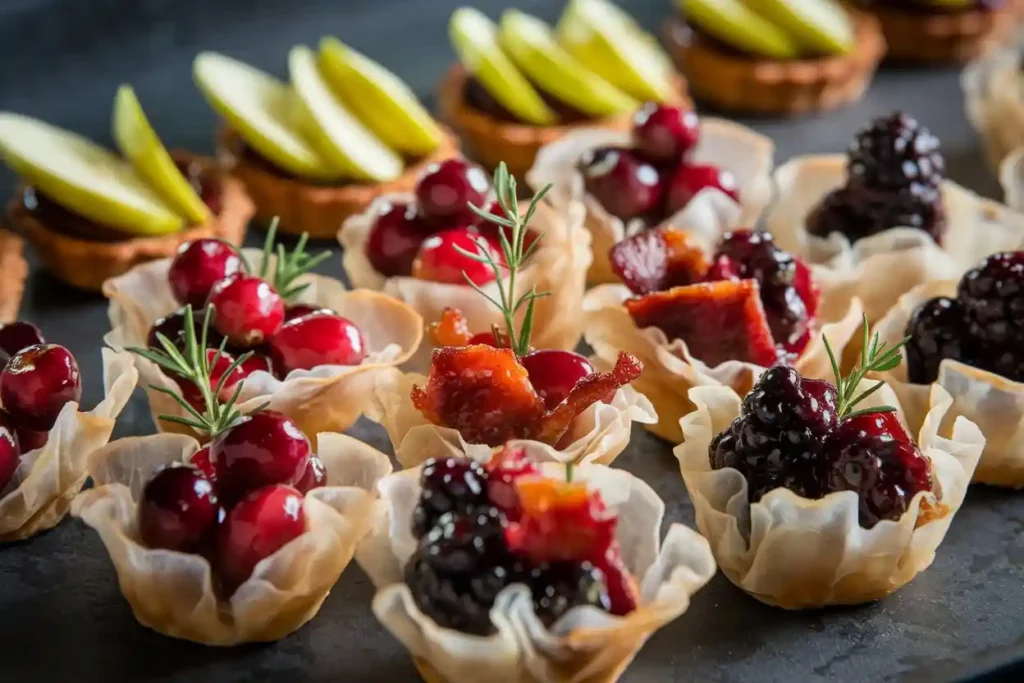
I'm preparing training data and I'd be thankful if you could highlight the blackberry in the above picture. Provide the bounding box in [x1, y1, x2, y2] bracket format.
[957, 251, 1024, 381]
[412, 458, 490, 538]
[847, 112, 944, 193]
[904, 297, 969, 384]
[805, 183, 946, 245]
[526, 561, 612, 626]
[710, 367, 838, 501]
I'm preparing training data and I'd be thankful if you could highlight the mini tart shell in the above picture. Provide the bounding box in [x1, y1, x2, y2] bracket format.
[215, 127, 459, 240]
[663, 10, 885, 116]
[3, 152, 252, 293]
[0, 228, 27, 322]
[437, 63, 689, 179]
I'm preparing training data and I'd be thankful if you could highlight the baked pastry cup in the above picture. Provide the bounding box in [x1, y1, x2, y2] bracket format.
[71, 430, 391, 644]
[963, 40, 1024, 169]
[103, 247, 423, 438]
[0, 228, 27, 322]
[662, 10, 885, 116]
[4, 152, 252, 292]
[356, 443, 716, 683]
[675, 381, 984, 609]
[526, 120, 774, 285]
[874, 279, 1024, 487]
[216, 127, 459, 239]
[340, 195, 590, 369]
[0, 349, 136, 541]
[765, 154, 1024, 322]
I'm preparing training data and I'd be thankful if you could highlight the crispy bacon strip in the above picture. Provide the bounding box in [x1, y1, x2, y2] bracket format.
[427, 307, 473, 347]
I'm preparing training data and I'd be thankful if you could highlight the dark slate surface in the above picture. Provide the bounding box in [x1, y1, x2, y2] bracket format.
[1, 0, 1023, 681]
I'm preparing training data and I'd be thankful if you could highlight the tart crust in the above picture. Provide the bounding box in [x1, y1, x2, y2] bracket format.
[663, 10, 885, 116]
[5, 152, 252, 292]
[0, 229, 27, 323]
[216, 127, 459, 239]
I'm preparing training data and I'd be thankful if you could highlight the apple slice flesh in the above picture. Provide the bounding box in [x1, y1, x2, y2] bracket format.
[318, 37, 442, 156]
[742, 0, 854, 56]
[0, 113, 184, 236]
[449, 8, 556, 127]
[677, 0, 800, 60]
[113, 85, 210, 225]
[193, 52, 337, 181]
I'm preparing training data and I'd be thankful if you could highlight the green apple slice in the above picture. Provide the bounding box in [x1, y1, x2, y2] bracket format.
[113, 85, 210, 224]
[193, 51, 338, 181]
[677, 0, 800, 60]
[449, 8, 556, 127]
[288, 45, 403, 183]
[742, 0, 854, 56]
[0, 113, 184, 235]
[318, 37, 443, 156]
[556, 0, 676, 102]
[499, 10, 638, 118]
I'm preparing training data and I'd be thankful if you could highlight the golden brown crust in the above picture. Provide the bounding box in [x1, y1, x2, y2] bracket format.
[5, 152, 252, 293]
[0, 229, 27, 323]
[216, 127, 460, 239]
[663, 10, 885, 116]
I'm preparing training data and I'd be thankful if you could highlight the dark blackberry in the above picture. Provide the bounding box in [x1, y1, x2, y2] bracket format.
[526, 561, 612, 627]
[847, 112, 944, 193]
[709, 366, 838, 501]
[957, 251, 1024, 381]
[412, 458, 490, 538]
[405, 506, 519, 635]
[904, 297, 969, 384]
[806, 183, 946, 245]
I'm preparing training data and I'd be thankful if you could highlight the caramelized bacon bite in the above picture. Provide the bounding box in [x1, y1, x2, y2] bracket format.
[609, 227, 709, 295]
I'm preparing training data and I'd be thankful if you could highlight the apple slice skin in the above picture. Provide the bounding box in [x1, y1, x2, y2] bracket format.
[317, 37, 442, 156]
[677, 0, 800, 60]
[113, 85, 210, 225]
[0, 113, 185, 236]
[743, 0, 854, 56]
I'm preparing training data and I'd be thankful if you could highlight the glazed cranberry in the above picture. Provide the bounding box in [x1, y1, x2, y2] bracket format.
[284, 303, 328, 321]
[216, 484, 306, 592]
[0, 411, 20, 491]
[147, 307, 223, 352]
[632, 102, 700, 164]
[294, 455, 327, 494]
[14, 425, 47, 453]
[412, 228, 505, 286]
[269, 312, 367, 375]
[1, 344, 81, 432]
[174, 349, 245, 410]
[365, 200, 432, 277]
[0, 322, 44, 365]
[484, 446, 538, 522]
[415, 158, 491, 225]
[190, 446, 217, 482]
[520, 350, 596, 409]
[468, 331, 501, 347]
[578, 146, 663, 222]
[237, 352, 275, 380]
[168, 239, 243, 309]
[208, 276, 285, 347]
[665, 163, 740, 215]
[211, 410, 311, 503]
[137, 466, 220, 552]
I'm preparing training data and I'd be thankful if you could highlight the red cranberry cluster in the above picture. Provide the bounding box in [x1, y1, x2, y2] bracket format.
[578, 102, 739, 225]
[365, 158, 537, 283]
[150, 235, 367, 408]
[136, 410, 326, 594]
[0, 322, 81, 491]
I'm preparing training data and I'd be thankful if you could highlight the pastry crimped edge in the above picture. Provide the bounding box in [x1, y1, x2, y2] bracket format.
[216, 127, 459, 239]
[662, 10, 885, 116]
[0, 228, 27, 323]
[4, 152, 252, 292]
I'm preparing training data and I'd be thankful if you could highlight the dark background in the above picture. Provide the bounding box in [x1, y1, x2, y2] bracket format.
[1, 0, 1023, 681]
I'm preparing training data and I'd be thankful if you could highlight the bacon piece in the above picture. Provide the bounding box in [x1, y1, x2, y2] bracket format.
[427, 307, 473, 347]
[609, 226, 708, 295]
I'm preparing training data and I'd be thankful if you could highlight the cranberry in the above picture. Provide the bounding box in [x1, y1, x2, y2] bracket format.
[14, 425, 47, 452]
[473, 222, 540, 256]
[415, 158, 491, 225]
[665, 163, 740, 215]
[484, 446, 538, 522]
[0, 411, 20, 491]
[190, 446, 217, 482]
[0, 344, 81, 432]
[468, 331, 501, 347]
[365, 200, 432, 277]
[208, 276, 285, 347]
[412, 228, 504, 286]
[632, 103, 700, 164]
[294, 455, 327, 494]
[237, 352, 275, 379]
[0, 322, 45, 365]
[269, 312, 367, 375]
[168, 238, 243, 309]
[284, 303, 328, 321]
[520, 350, 596, 409]
[578, 146, 663, 222]
[147, 307, 223, 352]
[137, 466, 220, 552]
[216, 484, 306, 592]
[211, 410, 311, 503]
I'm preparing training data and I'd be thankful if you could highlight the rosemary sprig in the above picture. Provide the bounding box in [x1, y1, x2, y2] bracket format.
[823, 313, 909, 420]
[251, 217, 331, 302]
[127, 304, 251, 436]
[453, 162, 553, 357]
